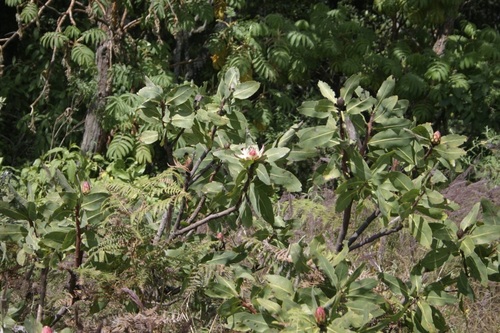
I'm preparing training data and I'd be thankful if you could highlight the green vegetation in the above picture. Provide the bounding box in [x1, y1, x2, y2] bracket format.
[0, 1, 499, 332]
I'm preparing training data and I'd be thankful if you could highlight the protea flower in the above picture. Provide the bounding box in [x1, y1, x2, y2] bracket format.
[431, 131, 441, 145]
[42, 327, 53, 333]
[315, 306, 327, 326]
[81, 181, 91, 194]
[235, 145, 264, 161]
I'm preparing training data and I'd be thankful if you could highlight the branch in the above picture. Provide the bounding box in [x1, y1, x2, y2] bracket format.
[347, 209, 380, 248]
[335, 200, 353, 253]
[348, 222, 403, 251]
[153, 202, 175, 245]
[172, 205, 238, 237]
[171, 164, 254, 238]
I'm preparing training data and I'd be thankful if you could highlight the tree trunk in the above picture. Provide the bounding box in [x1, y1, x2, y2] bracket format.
[81, 13, 113, 154]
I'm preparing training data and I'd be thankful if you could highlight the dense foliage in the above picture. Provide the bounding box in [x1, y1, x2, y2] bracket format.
[0, 1, 499, 332]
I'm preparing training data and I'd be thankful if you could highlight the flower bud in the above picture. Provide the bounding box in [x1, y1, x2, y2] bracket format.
[81, 181, 91, 194]
[431, 131, 441, 145]
[336, 97, 345, 108]
[216, 232, 224, 241]
[315, 306, 327, 325]
[42, 327, 53, 333]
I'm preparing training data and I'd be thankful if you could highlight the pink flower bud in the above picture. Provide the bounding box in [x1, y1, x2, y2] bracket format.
[315, 306, 327, 325]
[216, 232, 224, 241]
[431, 131, 441, 145]
[81, 181, 91, 194]
[42, 327, 53, 333]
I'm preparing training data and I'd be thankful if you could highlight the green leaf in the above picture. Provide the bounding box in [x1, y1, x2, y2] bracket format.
[420, 248, 451, 271]
[42, 229, 71, 249]
[202, 182, 225, 196]
[256, 298, 281, 314]
[204, 251, 241, 265]
[225, 67, 240, 88]
[20, 2, 37, 23]
[465, 252, 489, 285]
[171, 113, 195, 129]
[249, 181, 275, 223]
[426, 287, 457, 306]
[0, 224, 28, 242]
[233, 313, 270, 332]
[298, 99, 334, 118]
[457, 271, 475, 300]
[410, 215, 433, 249]
[380, 272, 408, 298]
[80, 28, 107, 45]
[460, 202, 480, 231]
[269, 166, 302, 192]
[139, 130, 159, 144]
[346, 97, 374, 115]
[433, 134, 467, 161]
[340, 74, 361, 103]
[316, 254, 338, 286]
[166, 85, 194, 106]
[40, 32, 69, 49]
[335, 179, 363, 212]
[256, 164, 271, 185]
[318, 80, 337, 103]
[387, 172, 414, 192]
[82, 191, 108, 212]
[297, 126, 335, 149]
[376, 76, 395, 100]
[264, 147, 290, 162]
[71, 43, 94, 67]
[233, 81, 260, 99]
[369, 129, 412, 149]
[287, 147, 318, 161]
[417, 300, 437, 332]
[470, 225, 500, 245]
[350, 150, 371, 181]
[205, 275, 239, 299]
[266, 275, 294, 300]
[137, 81, 163, 100]
[0, 201, 29, 220]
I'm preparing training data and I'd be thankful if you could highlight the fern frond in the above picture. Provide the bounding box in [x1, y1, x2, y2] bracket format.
[107, 134, 135, 161]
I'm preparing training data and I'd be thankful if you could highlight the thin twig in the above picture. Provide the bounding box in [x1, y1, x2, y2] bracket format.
[172, 205, 238, 237]
[153, 202, 175, 245]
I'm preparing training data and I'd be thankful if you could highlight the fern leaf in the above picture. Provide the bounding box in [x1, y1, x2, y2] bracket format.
[80, 28, 107, 45]
[40, 32, 69, 49]
[107, 134, 135, 161]
[71, 43, 95, 67]
[20, 2, 37, 23]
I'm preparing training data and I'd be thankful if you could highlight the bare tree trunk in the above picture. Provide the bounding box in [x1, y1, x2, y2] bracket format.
[433, 17, 454, 56]
[81, 11, 113, 154]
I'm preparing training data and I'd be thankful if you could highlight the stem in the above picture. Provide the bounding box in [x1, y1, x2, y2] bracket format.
[348, 223, 403, 251]
[75, 203, 83, 267]
[347, 209, 380, 248]
[36, 266, 50, 322]
[172, 165, 253, 238]
[335, 200, 353, 253]
[153, 202, 175, 245]
[172, 205, 238, 237]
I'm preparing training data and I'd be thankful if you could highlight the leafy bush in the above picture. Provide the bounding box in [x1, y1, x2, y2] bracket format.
[1, 70, 498, 332]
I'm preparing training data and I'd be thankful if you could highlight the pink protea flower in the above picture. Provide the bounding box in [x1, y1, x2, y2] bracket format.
[236, 145, 264, 161]
[431, 131, 441, 145]
[42, 326, 53, 333]
[81, 181, 91, 194]
[315, 306, 327, 325]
